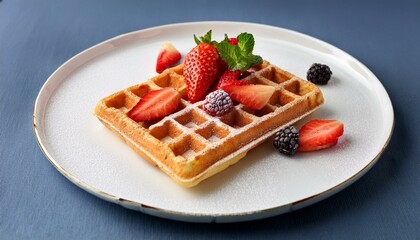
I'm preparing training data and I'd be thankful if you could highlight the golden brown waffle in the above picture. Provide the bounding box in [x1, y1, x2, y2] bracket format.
[93, 61, 324, 187]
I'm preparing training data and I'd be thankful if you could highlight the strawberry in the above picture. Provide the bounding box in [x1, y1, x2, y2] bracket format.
[127, 87, 181, 122]
[297, 120, 344, 152]
[214, 70, 248, 90]
[228, 37, 238, 45]
[218, 78, 249, 89]
[220, 70, 241, 82]
[183, 31, 263, 103]
[183, 31, 221, 103]
[222, 84, 275, 110]
[155, 42, 181, 73]
[217, 59, 229, 76]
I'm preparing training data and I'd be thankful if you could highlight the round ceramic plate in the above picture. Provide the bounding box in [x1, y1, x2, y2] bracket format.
[33, 22, 394, 223]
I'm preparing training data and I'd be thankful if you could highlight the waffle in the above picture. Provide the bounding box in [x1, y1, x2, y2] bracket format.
[93, 61, 324, 187]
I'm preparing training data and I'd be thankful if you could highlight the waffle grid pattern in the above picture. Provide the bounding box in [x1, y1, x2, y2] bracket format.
[94, 61, 324, 187]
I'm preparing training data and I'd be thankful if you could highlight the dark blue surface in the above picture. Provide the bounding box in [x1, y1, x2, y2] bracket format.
[1, 0, 419, 239]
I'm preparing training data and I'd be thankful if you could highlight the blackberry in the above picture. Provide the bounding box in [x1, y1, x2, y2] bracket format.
[273, 126, 299, 155]
[307, 63, 332, 85]
[203, 90, 233, 116]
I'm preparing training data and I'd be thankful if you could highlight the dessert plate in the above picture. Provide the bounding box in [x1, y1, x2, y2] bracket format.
[33, 22, 394, 223]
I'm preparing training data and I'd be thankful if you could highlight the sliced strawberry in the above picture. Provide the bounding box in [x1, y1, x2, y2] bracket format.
[222, 84, 275, 110]
[297, 120, 344, 152]
[127, 87, 181, 122]
[156, 42, 181, 73]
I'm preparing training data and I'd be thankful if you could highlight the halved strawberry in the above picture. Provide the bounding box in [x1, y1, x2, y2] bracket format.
[222, 84, 275, 110]
[297, 120, 344, 152]
[156, 42, 181, 73]
[127, 87, 181, 122]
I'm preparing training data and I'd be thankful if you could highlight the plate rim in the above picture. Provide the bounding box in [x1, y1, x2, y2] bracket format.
[33, 21, 394, 223]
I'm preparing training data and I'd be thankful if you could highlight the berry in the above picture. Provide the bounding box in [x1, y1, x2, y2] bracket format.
[127, 87, 181, 122]
[297, 119, 344, 152]
[155, 42, 181, 73]
[217, 59, 229, 75]
[214, 70, 248, 90]
[221, 84, 275, 110]
[273, 126, 299, 155]
[218, 78, 249, 89]
[307, 63, 333, 85]
[220, 70, 241, 82]
[202, 90, 233, 116]
[183, 31, 222, 103]
[228, 37, 238, 45]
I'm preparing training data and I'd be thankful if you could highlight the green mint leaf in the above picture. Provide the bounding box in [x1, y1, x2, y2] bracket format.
[237, 32, 254, 56]
[248, 54, 263, 68]
[217, 39, 238, 69]
[216, 33, 263, 71]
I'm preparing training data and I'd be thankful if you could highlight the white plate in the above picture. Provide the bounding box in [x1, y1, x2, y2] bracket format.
[33, 22, 394, 223]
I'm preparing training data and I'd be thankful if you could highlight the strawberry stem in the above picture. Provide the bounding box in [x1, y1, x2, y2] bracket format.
[194, 30, 217, 45]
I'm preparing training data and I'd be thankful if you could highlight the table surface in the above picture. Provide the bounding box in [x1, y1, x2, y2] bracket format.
[1, 0, 419, 239]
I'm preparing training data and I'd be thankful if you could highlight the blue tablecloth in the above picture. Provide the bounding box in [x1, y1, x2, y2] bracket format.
[1, 0, 419, 239]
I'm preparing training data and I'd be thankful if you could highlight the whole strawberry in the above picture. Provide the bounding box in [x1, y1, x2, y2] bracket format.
[183, 30, 221, 103]
[214, 70, 248, 90]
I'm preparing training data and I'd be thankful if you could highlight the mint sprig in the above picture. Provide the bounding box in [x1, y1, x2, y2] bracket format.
[216, 32, 263, 71]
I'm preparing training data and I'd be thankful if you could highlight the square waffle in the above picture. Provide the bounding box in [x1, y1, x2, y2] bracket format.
[93, 61, 324, 187]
